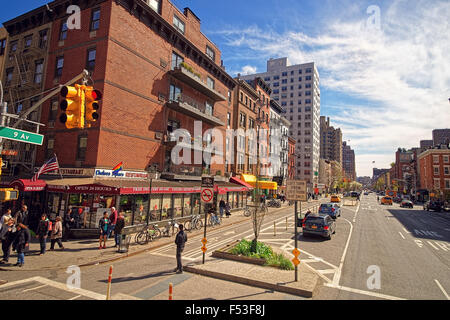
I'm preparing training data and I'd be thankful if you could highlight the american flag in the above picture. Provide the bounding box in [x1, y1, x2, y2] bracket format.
[32, 155, 60, 181]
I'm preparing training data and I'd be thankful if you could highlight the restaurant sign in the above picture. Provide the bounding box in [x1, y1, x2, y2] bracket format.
[94, 169, 149, 180]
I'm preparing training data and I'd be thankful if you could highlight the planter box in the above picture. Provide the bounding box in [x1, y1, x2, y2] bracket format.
[212, 240, 266, 266]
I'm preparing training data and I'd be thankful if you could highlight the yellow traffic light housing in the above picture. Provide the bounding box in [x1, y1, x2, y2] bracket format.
[60, 84, 85, 129]
[0, 188, 19, 202]
[84, 86, 102, 124]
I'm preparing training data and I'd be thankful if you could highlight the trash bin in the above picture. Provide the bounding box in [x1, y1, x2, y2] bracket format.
[118, 234, 131, 253]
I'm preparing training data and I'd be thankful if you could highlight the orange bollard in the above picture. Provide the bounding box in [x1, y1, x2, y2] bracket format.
[169, 283, 173, 300]
[106, 265, 113, 300]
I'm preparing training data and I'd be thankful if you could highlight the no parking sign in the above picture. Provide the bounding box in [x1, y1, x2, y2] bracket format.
[201, 176, 214, 204]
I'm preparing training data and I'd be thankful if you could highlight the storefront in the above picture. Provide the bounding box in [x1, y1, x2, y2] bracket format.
[239, 174, 278, 199]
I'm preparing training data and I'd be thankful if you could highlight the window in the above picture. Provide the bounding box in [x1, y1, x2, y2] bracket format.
[273, 89, 279, 94]
[305, 99, 312, 104]
[49, 99, 58, 122]
[86, 48, 96, 71]
[282, 79, 287, 84]
[38, 29, 48, 49]
[169, 84, 182, 101]
[207, 77, 215, 90]
[77, 136, 88, 160]
[273, 75, 279, 80]
[444, 166, 450, 175]
[245, 96, 248, 106]
[305, 83, 312, 88]
[239, 113, 246, 128]
[60, 21, 68, 40]
[434, 166, 440, 175]
[282, 86, 287, 91]
[306, 75, 312, 81]
[305, 91, 311, 96]
[282, 72, 288, 77]
[90, 8, 101, 31]
[5, 68, 13, 85]
[433, 155, 440, 164]
[306, 68, 312, 73]
[305, 122, 311, 128]
[173, 14, 185, 34]
[34, 60, 44, 84]
[24, 35, 32, 48]
[46, 138, 55, 159]
[171, 51, 184, 70]
[297, 115, 301, 120]
[264, 77, 270, 81]
[16, 103, 23, 114]
[55, 56, 64, 78]
[227, 113, 231, 126]
[249, 118, 255, 129]
[205, 101, 213, 116]
[273, 82, 279, 87]
[10, 41, 18, 54]
[0, 38, 6, 55]
[206, 46, 215, 61]
[434, 178, 440, 189]
[147, 0, 161, 13]
[443, 155, 449, 163]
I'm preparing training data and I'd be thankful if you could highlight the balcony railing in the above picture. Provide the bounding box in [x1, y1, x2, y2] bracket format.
[167, 93, 224, 127]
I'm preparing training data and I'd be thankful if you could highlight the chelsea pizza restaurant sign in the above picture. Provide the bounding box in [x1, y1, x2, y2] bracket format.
[94, 169, 149, 180]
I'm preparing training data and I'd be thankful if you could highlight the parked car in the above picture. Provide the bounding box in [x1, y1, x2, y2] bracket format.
[331, 195, 341, 203]
[364, 192, 369, 195]
[393, 197, 402, 203]
[381, 196, 393, 205]
[301, 214, 336, 240]
[423, 201, 443, 212]
[318, 203, 341, 219]
[400, 200, 413, 208]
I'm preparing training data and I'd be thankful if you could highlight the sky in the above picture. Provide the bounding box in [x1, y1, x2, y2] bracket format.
[2, 0, 450, 177]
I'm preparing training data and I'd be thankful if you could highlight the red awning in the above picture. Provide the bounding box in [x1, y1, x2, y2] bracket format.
[10, 179, 46, 192]
[230, 176, 254, 190]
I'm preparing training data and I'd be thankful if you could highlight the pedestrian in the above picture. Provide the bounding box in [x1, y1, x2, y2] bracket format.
[98, 212, 110, 249]
[0, 209, 13, 230]
[70, 207, 80, 229]
[108, 207, 118, 239]
[0, 218, 16, 264]
[63, 209, 73, 242]
[36, 214, 49, 255]
[12, 223, 30, 267]
[174, 224, 187, 274]
[114, 212, 125, 248]
[14, 205, 29, 227]
[219, 199, 226, 218]
[50, 216, 64, 251]
[225, 202, 231, 217]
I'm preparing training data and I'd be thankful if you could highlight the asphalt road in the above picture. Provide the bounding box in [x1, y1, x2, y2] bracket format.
[1, 195, 449, 300]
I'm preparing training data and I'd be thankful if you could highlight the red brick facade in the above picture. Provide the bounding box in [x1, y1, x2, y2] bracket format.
[418, 149, 450, 199]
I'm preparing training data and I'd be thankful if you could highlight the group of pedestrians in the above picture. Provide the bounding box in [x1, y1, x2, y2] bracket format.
[98, 207, 125, 249]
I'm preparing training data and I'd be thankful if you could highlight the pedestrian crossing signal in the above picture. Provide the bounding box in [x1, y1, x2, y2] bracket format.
[0, 188, 19, 201]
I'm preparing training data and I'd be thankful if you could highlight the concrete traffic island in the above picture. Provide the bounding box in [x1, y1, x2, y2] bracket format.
[184, 241, 321, 298]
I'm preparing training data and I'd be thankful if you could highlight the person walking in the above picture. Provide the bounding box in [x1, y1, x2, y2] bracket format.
[98, 212, 110, 249]
[225, 202, 231, 217]
[36, 214, 49, 255]
[50, 216, 64, 251]
[219, 199, 226, 219]
[114, 212, 125, 248]
[63, 209, 73, 242]
[14, 205, 29, 227]
[108, 207, 118, 239]
[0, 209, 13, 230]
[174, 224, 187, 274]
[12, 224, 30, 267]
[0, 218, 16, 264]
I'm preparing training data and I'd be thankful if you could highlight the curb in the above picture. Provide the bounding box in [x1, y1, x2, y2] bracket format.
[183, 265, 318, 298]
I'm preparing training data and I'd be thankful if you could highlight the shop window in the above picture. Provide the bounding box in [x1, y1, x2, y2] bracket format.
[150, 194, 162, 221]
[173, 194, 184, 218]
[161, 194, 172, 219]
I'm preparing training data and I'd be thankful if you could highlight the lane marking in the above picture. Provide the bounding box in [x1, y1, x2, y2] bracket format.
[332, 217, 354, 286]
[434, 242, 448, 252]
[427, 241, 439, 250]
[402, 228, 411, 234]
[414, 240, 424, 248]
[434, 280, 450, 300]
[398, 232, 405, 240]
[68, 295, 82, 300]
[22, 284, 47, 293]
[318, 269, 336, 274]
[324, 283, 406, 300]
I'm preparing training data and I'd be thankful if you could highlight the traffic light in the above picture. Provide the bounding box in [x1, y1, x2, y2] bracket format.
[0, 188, 19, 201]
[59, 84, 85, 129]
[0, 157, 2, 176]
[84, 86, 102, 124]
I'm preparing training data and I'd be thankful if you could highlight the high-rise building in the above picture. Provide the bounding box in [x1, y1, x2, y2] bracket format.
[320, 116, 342, 165]
[241, 57, 321, 186]
[342, 141, 356, 181]
[432, 129, 450, 147]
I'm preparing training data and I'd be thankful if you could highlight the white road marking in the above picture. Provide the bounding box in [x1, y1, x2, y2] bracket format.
[427, 241, 439, 250]
[223, 231, 235, 236]
[318, 269, 336, 274]
[68, 295, 82, 300]
[402, 228, 411, 234]
[434, 279, 450, 300]
[332, 217, 354, 286]
[352, 203, 361, 223]
[434, 242, 448, 252]
[324, 283, 406, 300]
[414, 240, 424, 248]
[398, 232, 405, 240]
[22, 284, 48, 293]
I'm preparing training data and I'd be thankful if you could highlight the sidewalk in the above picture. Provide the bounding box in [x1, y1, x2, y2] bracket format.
[0, 202, 309, 272]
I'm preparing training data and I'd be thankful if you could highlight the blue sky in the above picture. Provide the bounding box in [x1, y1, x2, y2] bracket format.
[2, 1, 450, 177]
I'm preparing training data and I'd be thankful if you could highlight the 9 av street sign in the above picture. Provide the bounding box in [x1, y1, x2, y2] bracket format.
[0, 126, 44, 146]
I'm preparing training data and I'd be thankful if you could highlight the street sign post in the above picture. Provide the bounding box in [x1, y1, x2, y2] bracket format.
[201, 176, 214, 264]
[286, 179, 307, 282]
[0, 126, 44, 145]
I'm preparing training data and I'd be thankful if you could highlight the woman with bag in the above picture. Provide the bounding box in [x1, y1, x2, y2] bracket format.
[50, 216, 64, 251]
[12, 223, 30, 267]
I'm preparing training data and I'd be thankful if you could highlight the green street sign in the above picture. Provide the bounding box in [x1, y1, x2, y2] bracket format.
[0, 126, 44, 146]
[314, 171, 319, 176]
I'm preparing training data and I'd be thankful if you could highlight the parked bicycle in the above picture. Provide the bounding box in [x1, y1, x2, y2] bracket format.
[267, 199, 281, 208]
[135, 224, 161, 245]
[243, 205, 251, 217]
[185, 214, 203, 231]
[208, 210, 221, 227]
[160, 217, 179, 237]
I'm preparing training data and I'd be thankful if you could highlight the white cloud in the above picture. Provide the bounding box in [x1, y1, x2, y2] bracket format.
[216, 0, 450, 176]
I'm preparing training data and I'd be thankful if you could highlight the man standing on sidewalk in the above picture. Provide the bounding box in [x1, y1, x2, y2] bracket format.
[174, 224, 187, 274]
[108, 207, 118, 239]
[36, 214, 49, 255]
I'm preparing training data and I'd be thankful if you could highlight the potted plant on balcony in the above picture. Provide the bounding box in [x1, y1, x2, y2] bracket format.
[179, 62, 202, 80]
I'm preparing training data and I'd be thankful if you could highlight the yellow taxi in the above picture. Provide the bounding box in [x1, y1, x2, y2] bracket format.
[381, 196, 393, 205]
[330, 195, 341, 203]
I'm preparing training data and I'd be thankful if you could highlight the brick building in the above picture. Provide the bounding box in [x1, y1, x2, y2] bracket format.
[418, 147, 450, 201]
[288, 136, 296, 179]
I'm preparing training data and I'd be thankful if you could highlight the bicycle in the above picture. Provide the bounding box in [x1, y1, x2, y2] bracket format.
[161, 218, 179, 237]
[135, 224, 161, 245]
[267, 199, 281, 208]
[243, 205, 251, 217]
[185, 214, 203, 231]
[208, 212, 221, 227]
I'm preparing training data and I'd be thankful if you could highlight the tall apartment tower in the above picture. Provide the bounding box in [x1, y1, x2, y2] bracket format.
[241, 57, 321, 186]
[342, 141, 356, 181]
[320, 116, 342, 165]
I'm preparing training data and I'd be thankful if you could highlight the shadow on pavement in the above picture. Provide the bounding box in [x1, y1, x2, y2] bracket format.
[98, 270, 176, 284]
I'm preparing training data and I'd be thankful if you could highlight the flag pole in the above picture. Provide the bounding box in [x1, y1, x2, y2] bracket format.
[55, 154, 64, 181]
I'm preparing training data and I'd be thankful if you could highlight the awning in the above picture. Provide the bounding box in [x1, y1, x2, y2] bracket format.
[247, 180, 278, 190]
[240, 174, 257, 184]
[230, 176, 254, 190]
[10, 179, 46, 192]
